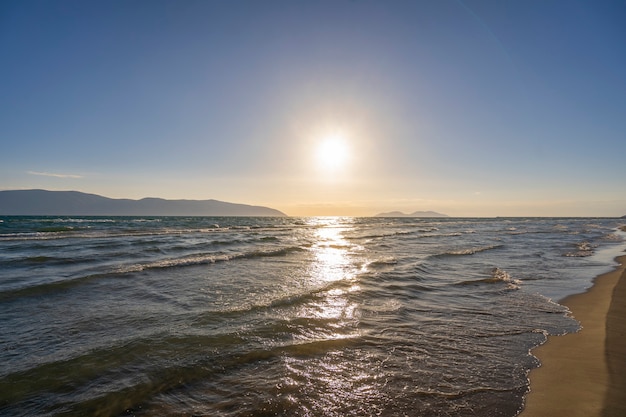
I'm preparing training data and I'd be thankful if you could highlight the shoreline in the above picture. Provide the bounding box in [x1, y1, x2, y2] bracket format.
[520, 253, 626, 417]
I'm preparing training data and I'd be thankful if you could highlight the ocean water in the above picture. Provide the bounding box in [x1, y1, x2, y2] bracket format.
[1, 216, 624, 417]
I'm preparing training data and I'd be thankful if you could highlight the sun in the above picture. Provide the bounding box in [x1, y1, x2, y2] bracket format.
[315, 133, 350, 172]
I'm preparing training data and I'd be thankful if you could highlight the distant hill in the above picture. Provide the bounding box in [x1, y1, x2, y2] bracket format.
[374, 210, 448, 218]
[0, 190, 287, 216]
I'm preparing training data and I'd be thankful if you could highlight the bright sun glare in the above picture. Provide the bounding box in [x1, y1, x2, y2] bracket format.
[315, 134, 350, 172]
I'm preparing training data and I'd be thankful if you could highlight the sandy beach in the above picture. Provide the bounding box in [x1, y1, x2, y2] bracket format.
[521, 252, 626, 417]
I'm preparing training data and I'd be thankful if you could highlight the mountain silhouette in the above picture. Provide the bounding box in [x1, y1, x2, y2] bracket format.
[0, 190, 287, 216]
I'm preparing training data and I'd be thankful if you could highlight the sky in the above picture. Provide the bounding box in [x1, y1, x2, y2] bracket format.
[1, 0, 625, 217]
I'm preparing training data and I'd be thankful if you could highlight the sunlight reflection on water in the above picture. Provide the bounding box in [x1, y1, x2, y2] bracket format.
[310, 217, 358, 283]
[279, 218, 382, 415]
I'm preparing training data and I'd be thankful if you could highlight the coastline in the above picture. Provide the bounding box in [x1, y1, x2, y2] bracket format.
[520, 253, 626, 417]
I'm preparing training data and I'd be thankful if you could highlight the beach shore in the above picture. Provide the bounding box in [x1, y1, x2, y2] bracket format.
[520, 253, 626, 417]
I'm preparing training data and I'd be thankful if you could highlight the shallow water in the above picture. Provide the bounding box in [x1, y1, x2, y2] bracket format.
[1, 216, 624, 416]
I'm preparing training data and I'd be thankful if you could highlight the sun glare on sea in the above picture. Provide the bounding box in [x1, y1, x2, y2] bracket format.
[315, 133, 350, 173]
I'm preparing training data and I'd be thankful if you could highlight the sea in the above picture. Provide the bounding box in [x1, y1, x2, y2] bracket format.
[1, 216, 625, 417]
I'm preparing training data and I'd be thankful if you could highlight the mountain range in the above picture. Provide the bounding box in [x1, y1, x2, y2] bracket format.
[0, 190, 287, 216]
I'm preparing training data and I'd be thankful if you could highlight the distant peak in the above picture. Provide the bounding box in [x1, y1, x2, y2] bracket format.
[374, 210, 448, 218]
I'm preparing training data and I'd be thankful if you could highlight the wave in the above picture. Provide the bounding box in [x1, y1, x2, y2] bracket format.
[455, 268, 521, 290]
[0, 246, 158, 269]
[18, 255, 58, 264]
[166, 237, 249, 251]
[435, 244, 503, 257]
[0, 246, 308, 302]
[347, 230, 414, 240]
[0, 272, 111, 302]
[499, 226, 526, 235]
[0, 255, 84, 268]
[349, 229, 466, 242]
[115, 245, 307, 274]
[563, 241, 596, 257]
[0, 227, 231, 242]
[489, 267, 521, 289]
[35, 226, 78, 233]
[37, 217, 118, 223]
[424, 232, 465, 238]
[366, 257, 398, 269]
[195, 278, 359, 323]
[193, 279, 361, 326]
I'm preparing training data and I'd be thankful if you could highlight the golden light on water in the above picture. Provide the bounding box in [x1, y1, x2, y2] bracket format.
[310, 218, 355, 283]
[305, 218, 361, 323]
[282, 218, 374, 413]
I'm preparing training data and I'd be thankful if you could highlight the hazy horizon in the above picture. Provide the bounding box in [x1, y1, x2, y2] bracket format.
[2, 1, 625, 217]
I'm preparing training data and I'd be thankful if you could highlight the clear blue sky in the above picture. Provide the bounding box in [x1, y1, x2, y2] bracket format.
[1, 0, 625, 216]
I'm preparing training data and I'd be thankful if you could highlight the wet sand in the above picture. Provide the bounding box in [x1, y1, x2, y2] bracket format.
[520, 253, 626, 417]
